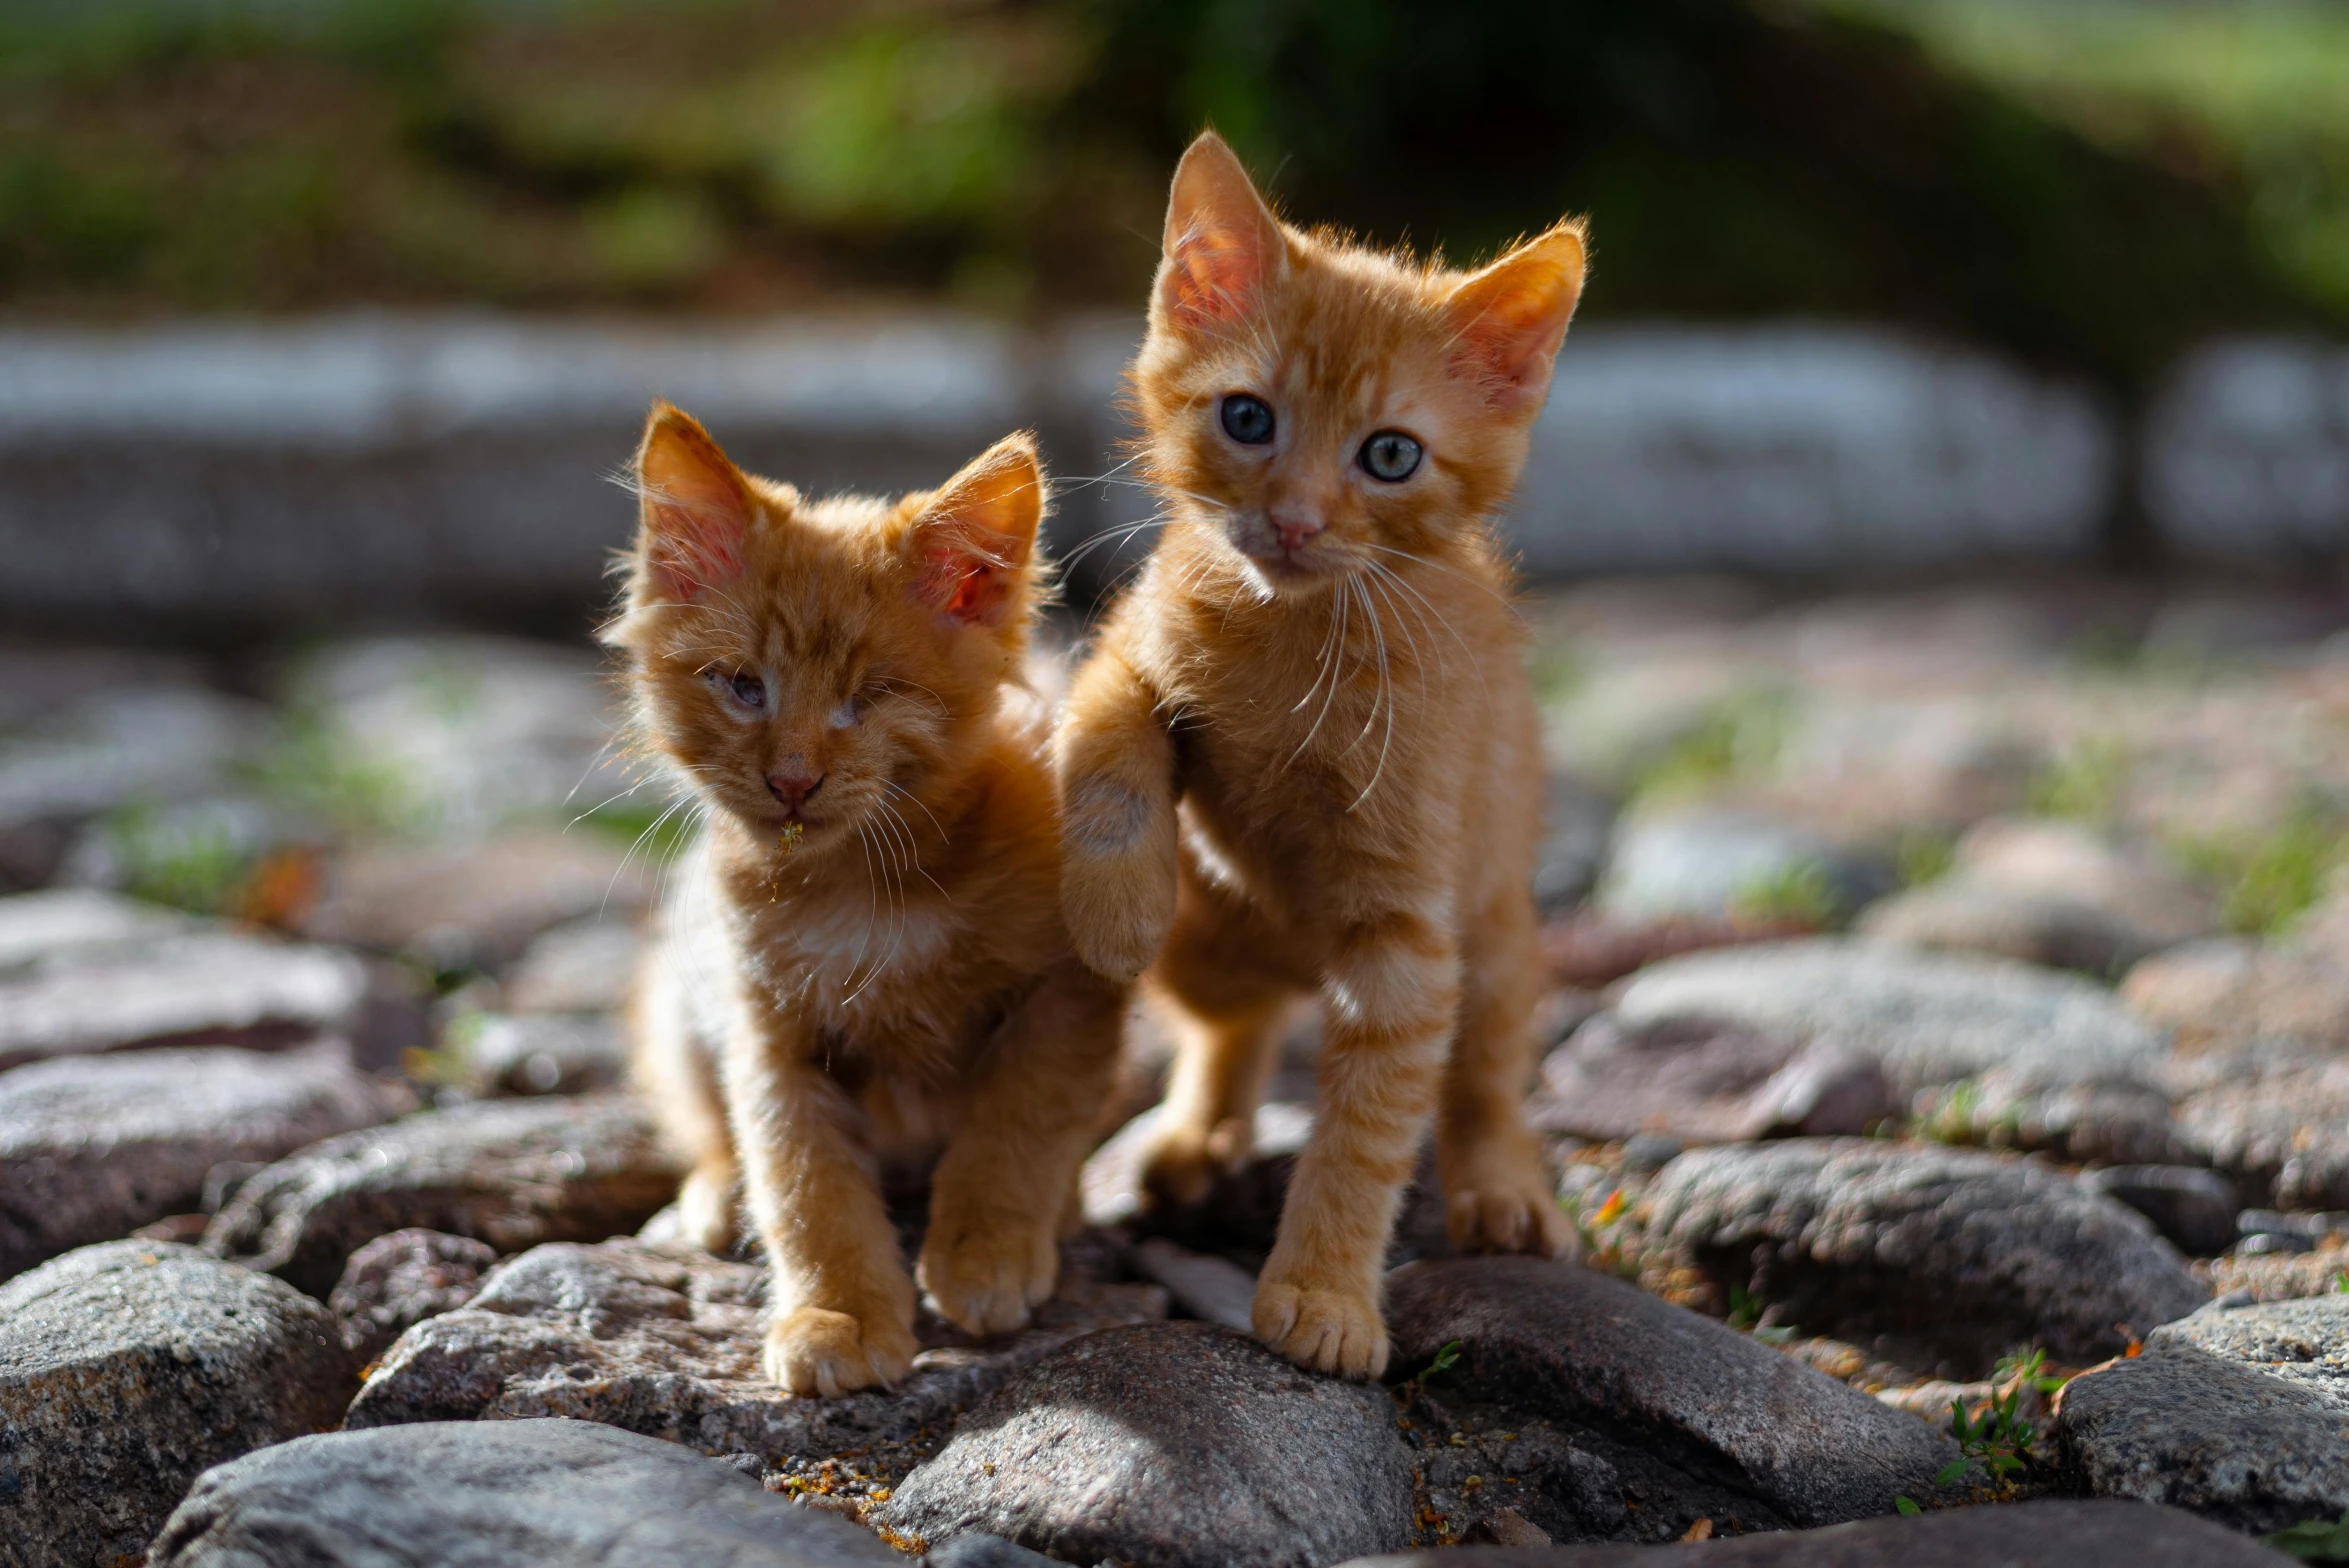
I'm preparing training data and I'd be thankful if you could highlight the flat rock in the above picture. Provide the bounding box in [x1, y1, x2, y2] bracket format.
[2078, 1165, 2240, 1257]
[1538, 913, 1809, 991]
[1616, 940, 2167, 1098]
[2126, 938, 2349, 1052]
[1333, 1498, 2281, 1566]
[0, 888, 424, 1071]
[1594, 810, 1894, 926]
[456, 1011, 629, 1095]
[0, 682, 268, 834]
[1640, 1140, 2208, 1376]
[504, 917, 646, 1014]
[346, 1237, 1168, 1464]
[0, 1241, 353, 1567]
[329, 1229, 501, 1359]
[303, 830, 652, 972]
[1533, 774, 1616, 916]
[1530, 1012, 1894, 1145]
[876, 1320, 1412, 1568]
[1381, 1256, 1959, 1543]
[2170, 1047, 2349, 1209]
[204, 1094, 680, 1296]
[1861, 818, 2214, 977]
[0, 1044, 403, 1281]
[149, 1417, 901, 1568]
[2056, 1292, 2349, 1532]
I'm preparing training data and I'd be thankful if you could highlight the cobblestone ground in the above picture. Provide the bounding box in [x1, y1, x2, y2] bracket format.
[6, 579, 2349, 1566]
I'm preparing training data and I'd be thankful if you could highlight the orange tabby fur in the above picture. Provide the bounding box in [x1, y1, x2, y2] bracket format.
[1057, 134, 1587, 1377]
[610, 404, 1124, 1397]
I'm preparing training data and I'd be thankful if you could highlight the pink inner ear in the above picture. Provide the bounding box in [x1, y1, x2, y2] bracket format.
[1164, 227, 1263, 325]
[646, 493, 745, 599]
[916, 542, 1014, 627]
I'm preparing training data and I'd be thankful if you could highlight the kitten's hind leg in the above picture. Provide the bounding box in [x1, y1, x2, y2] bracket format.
[629, 949, 739, 1254]
[920, 959, 1127, 1336]
[1437, 884, 1571, 1258]
[1139, 875, 1307, 1210]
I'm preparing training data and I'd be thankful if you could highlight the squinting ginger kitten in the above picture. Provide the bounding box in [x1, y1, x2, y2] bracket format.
[610, 403, 1125, 1396]
[1058, 133, 1587, 1376]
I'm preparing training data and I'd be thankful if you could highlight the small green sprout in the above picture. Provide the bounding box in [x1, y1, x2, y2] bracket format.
[1895, 1495, 1923, 1517]
[1936, 1348, 2061, 1485]
[1426, 1340, 1463, 1378]
[2267, 1510, 2349, 1560]
[1730, 860, 1842, 930]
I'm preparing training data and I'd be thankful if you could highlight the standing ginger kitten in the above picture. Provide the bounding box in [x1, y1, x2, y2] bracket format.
[611, 403, 1125, 1396]
[1057, 133, 1585, 1376]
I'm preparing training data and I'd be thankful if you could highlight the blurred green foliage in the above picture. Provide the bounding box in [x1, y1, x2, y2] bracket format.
[0, 0, 2339, 386]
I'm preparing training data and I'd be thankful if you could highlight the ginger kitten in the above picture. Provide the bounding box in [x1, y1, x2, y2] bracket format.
[610, 403, 1125, 1396]
[1057, 133, 1585, 1377]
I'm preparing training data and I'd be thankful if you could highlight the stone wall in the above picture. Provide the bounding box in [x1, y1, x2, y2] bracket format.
[0, 314, 2338, 640]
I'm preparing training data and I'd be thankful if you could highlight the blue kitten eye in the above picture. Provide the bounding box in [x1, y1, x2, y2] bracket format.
[1219, 393, 1276, 446]
[1359, 430, 1423, 482]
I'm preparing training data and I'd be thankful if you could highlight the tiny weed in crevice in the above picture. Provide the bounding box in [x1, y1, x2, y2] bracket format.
[2267, 1510, 2349, 1561]
[2172, 806, 2346, 938]
[2027, 736, 2130, 826]
[1936, 1349, 2064, 1486]
[1725, 1284, 1797, 1345]
[1730, 859, 1842, 930]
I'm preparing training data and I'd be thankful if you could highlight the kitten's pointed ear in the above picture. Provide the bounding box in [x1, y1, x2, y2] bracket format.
[1155, 131, 1284, 333]
[633, 402, 753, 601]
[1445, 222, 1588, 416]
[907, 432, 1046, 628]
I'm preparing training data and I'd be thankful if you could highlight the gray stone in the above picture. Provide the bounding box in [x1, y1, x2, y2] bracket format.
[0, 682, 269, 834]
[1382, 1256, 1960, 1542]
[328, 1229, 501, 1360]
[504, 917, 646, 1014]
[1531, 1012, 1895, 1146]
[2170, 1048, 2349, 1209]
[2079, 1166, 2241, 1258]
[2056, 1291, 2349, 1533]
[1617, 940, 2167, 1098]
[304, 830, 652, 973]
[148, 1417, 902, 1568]
[1128, 1237, 1256, 1331]
[0, 1241, 353, 1568]
[0, 889, 426, 1072]
[1641, 1140, 2208, 1376]
[1594, 810, 1893, 926]
[2144, 336, 2349, 562]
[457, 1011, 629, 1096]
[1533, 775, 1616, 916]
[1861, 818, 2215, 977]
[204, 1094, 680, 1296]
[0, 1044, 403, 1282]
[876, 1320, 1413, 1568]
[1334, 1498, 2283, 1566]
[2126, 938, 2349, 1053]
[346, 1237, 1168, 1463]
[923, 1535, 1061, 1568]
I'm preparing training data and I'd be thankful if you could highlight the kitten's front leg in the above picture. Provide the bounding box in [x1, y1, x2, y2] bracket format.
[1254, 908, 1458, 1379]
[919, 959, 1126, 1334]
[1057, 650, 1180, 983]
[725, 1004, 917, 1396]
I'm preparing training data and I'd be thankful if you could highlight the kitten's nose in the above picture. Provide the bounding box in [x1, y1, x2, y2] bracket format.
[766, 771, 823, 809]
[1269, 505, 1324, 552]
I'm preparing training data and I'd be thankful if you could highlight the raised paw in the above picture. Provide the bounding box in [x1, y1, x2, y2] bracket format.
[917, 1220, 1058, 1338]
[1137, 1114, 1246, 1211]
[764, 1305, 917, 1398]
[1252, 1271, 1388, 1379]
[675, 1163, 739, 1255]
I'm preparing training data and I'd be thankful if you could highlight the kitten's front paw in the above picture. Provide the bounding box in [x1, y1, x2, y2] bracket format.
[1252, 1271, 1388, 1378]
[764, 1306, 916, 1398]
[1444, 1152, 1574, 1259]
[917, 1222, 1058, 1338]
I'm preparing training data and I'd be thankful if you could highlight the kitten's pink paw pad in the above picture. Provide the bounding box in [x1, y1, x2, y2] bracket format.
[1447, 1181, 1573, 1259]
[765, 1307, 915, 1398]
[1252, 1277, 1388, 1379]
[918, 1228, 1056, 1338]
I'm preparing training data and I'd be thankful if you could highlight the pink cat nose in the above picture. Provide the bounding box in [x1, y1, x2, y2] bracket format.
[766, 771, 823, 809]
[1270, 507, 1324, 551]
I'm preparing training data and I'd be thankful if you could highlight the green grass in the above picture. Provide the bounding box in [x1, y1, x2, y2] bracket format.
[2172, 807, 2346, 938]
[1627, 690, 1795, 806]
[2025, 736, 2130, 827]
[1730, 860, 1843, 930]
[2267, 1511, 2349, 1562]
[1847, 0, 2349, 313]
